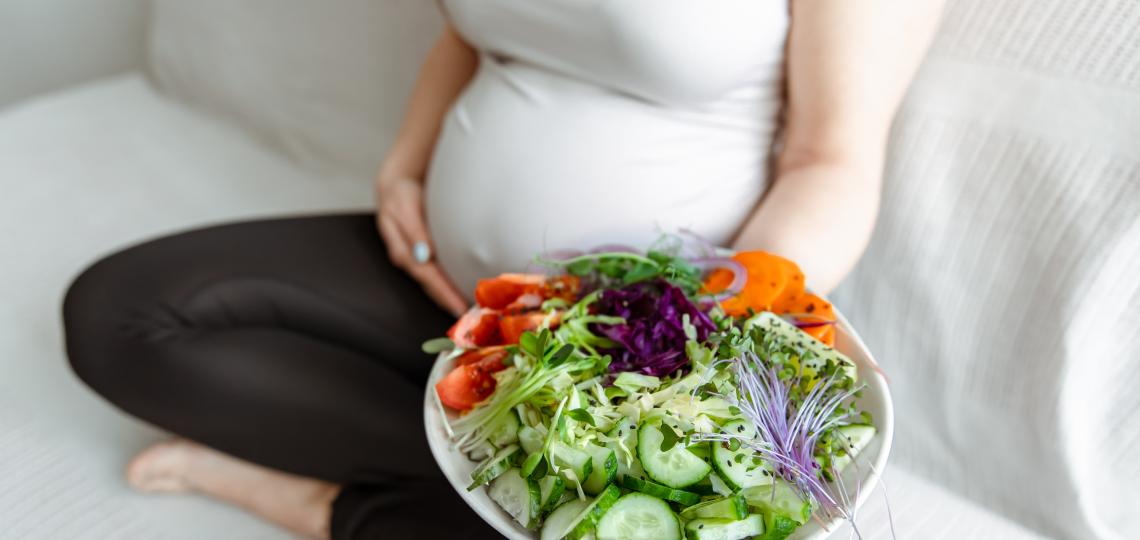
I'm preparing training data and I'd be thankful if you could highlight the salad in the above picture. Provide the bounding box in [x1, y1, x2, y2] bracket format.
[427, 241, 878, 540]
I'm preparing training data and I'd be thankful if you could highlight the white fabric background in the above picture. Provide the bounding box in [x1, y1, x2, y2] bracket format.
[0, 74, 370, 539]
[148, 0, 442, 179]
[0, 0, 146, 108]
[0, 0, 1135, 538]
[831, 1, 1140, 538]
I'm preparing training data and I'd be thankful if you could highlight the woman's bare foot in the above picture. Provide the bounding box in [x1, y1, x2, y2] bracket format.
[127, 439, 339, 540]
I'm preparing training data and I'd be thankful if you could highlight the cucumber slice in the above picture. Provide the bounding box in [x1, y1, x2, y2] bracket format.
[831, 424, 875, 472]
[707, 471, 734, 496]
[757, 513, 800, 540]
[488, 468, 541, 529]
[688, 475, 717, 496]
[541, 499, 590, 540]
[618, 475, 701, 506]
[468, 444, 521, 490]
[520, 425, 545, 455]
[687, 442, 712, 460]
[539, 475, 567, 514]
[740, 480, 811, 525]
[595, 493, 681, 540]
[746, 312, 856, 382]
[637, 422, 710, 488]
[567, 484, 621, 540]
[679, 494, 749, 521]
[488, 410, 521, 448]
[581, 445, 618, 495]
[684, 514, 764, 540]
[550, 441, 594, 488]
[712, 420, 773, 490]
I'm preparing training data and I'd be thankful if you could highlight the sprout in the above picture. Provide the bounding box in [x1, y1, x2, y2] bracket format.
[693, 352, 864, 522]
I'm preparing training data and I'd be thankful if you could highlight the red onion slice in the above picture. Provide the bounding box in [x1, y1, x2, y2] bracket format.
[689, 257, 748, 299]
[588, 244, 639, 254]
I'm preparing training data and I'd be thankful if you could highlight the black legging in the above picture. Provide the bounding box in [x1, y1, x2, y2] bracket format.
[62, 214, 502, 539]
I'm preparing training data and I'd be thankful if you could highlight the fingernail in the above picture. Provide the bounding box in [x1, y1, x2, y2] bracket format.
[412, 241, 432, 264]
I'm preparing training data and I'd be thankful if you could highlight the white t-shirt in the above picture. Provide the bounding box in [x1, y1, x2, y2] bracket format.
[426, 0, 789, 295]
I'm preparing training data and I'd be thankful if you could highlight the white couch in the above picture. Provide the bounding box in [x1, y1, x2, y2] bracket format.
[0, 1, 1081, 538]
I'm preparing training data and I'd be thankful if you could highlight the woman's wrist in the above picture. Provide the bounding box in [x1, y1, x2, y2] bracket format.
[378, 159, 424, 191]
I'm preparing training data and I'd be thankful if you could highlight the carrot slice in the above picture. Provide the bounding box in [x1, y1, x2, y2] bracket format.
[702, 268, 735, 295]
[801, 323, 836, 347]
[777, 292, 837, 347]
[780, 293, 835, 321]
[712, 251, 798, 316]
[769, 260, 805, 314]
[820, 325, 835, 347]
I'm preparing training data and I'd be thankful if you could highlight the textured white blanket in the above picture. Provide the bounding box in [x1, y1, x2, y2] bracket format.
[833, 1, 1140, 538]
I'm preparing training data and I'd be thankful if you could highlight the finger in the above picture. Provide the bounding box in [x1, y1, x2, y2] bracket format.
[409, 263, 469, 317]
[389, 196, 435, 262]
[378, 214, 411, 268]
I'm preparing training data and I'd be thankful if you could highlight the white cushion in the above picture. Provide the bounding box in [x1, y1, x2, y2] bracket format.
[147, 0, 442, 179]
[0, 73, 369, 538]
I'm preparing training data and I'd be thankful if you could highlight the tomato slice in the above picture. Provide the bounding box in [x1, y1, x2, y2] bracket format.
[504, 293, 544, 314]
[447, 308, 502, 348]
[541, 275, 581, 303]
[436, 348, 511, 411]
[455, 346, 508, 367]
[474, 274, 546, 309]
[435, 363, 496, 410]
[499, 312, 562, 345]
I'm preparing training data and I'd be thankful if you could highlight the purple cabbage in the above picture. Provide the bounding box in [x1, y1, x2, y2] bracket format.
[591, 280, 716, 377]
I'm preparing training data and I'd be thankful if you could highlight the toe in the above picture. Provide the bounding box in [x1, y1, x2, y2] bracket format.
[126, 440, 192, 493]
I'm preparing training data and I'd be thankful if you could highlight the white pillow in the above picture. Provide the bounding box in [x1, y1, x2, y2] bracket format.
[148, 0, 442, 179]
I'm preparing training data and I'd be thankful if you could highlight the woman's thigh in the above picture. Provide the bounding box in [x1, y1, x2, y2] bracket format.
[63, 213, 455, 481]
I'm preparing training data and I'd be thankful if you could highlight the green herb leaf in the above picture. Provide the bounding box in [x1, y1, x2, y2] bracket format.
[567, 408, 595, 426]
[519, 332, 539, 357]
[622, 262, 659, 284]
[421, 337, 455, 354]
[567, 259, 594, 276]
[522, 452, 544, 477]
[659, 425, 680, 452]
[535, 329, 551, 355]
[547, 344, 574, 367]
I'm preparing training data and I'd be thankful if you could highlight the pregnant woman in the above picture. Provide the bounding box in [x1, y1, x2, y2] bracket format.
[63, 1, 940, 538]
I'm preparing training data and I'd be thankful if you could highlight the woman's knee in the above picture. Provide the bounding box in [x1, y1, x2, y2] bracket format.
[61, 249, 148, 400]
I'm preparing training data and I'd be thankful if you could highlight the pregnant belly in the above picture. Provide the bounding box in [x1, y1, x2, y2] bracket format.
[426, 59, 772, 297]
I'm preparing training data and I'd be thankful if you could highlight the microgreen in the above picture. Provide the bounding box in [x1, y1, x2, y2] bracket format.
[693, 352, 865, 523]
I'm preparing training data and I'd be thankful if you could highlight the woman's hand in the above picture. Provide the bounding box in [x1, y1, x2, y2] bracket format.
[376, 176, 468, 317]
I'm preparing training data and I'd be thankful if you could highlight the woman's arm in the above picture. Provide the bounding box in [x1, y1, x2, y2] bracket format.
[376, 25, 478, 316]
[732, 0, 944, 293]
[378, 24, 478, 182]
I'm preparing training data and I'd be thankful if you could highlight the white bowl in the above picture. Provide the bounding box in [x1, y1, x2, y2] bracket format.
[424, 308, 894, 539]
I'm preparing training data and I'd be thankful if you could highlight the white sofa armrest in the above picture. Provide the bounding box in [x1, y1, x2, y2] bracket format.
[0, 0, 148, 110]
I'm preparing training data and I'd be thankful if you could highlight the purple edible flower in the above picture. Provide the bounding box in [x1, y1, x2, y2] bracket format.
[591, 280, 716, 377]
